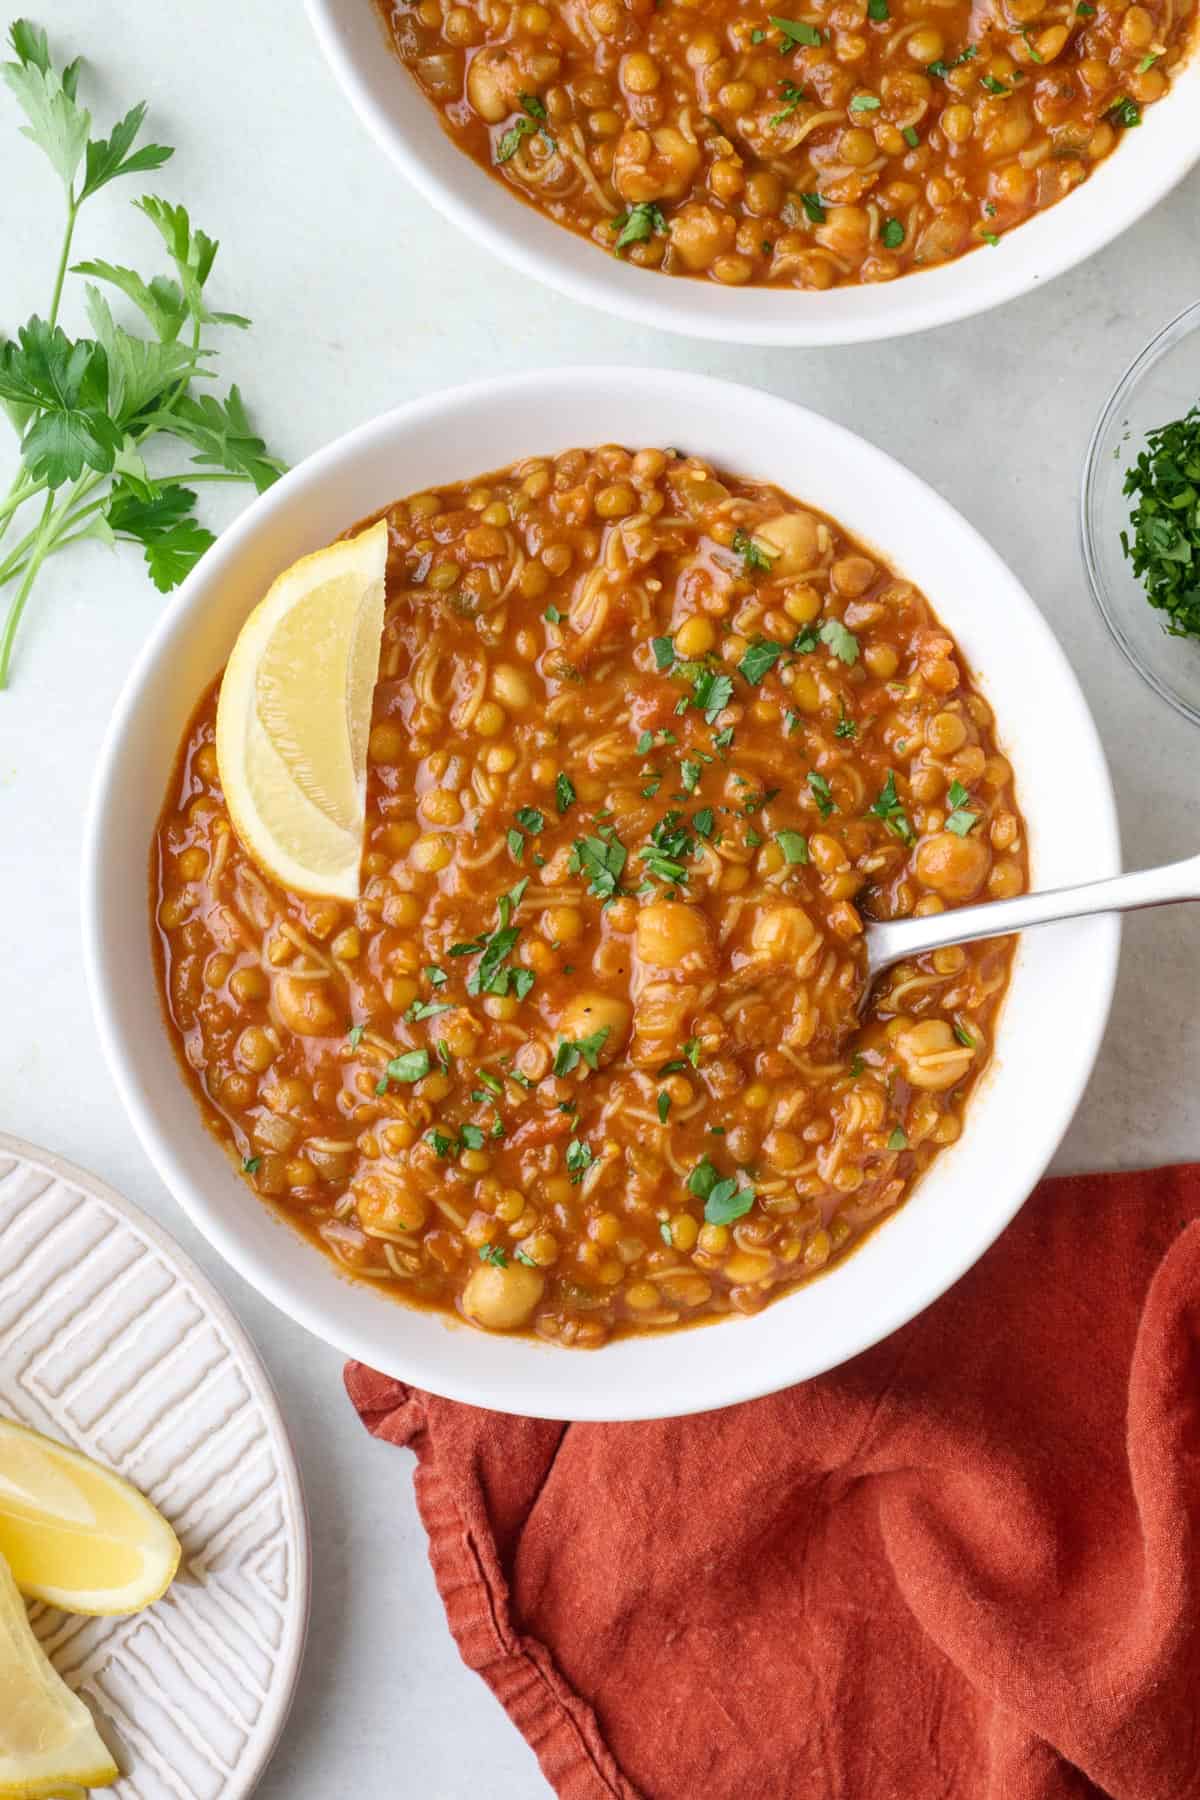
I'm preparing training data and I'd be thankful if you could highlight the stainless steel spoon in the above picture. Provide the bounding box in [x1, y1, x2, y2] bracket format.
[864, 853, 1198, 996]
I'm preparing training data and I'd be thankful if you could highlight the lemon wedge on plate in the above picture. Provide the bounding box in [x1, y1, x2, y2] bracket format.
[0, 1549, 118, 1795]
[216, 519, 389, 900]
[0, 1415, 180, 1616]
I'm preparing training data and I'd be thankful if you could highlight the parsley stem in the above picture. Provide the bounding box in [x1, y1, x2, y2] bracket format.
[0, 490, 57, 688]
[0, 469, 41, 545]
[48, 195, 79, 331]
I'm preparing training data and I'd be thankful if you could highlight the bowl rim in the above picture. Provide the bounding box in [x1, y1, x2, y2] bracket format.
[1080, 295, 1200, 729]
[305, 0, 1200, 348]
[83, 366, 1121, 1420]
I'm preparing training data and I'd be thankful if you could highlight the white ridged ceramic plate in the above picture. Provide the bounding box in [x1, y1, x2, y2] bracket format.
[0, 1134, 309, 1798]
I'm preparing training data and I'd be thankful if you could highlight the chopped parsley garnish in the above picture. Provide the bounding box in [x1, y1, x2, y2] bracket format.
[553, 1026, 611, 1076]
[693, 806, 715, 838]
[769, 82, 807, 127]
[459, 1123, 486, 1151]
[819, 618, 859, 664]
[426, 1129, 455, 1157]
[776, 829, 809, 864]
[903, 125, 920, 147]
[982, 231, 1001, 247]
[690, 666, 734, 722]
[944, 779, 979, 836]
[660, 1219, 674, 1244]
[565, 1137, 594, 1183]
[738, 638, 786, 683]
[849, 1053, 865, 1078]
[405, 996, 453, 1022]
[570, 825, 628, 900]
[242, 1156, 260, 1175]
[639, 811, 695, 887]
[347, 1024, 366, 1048]
[687, 1156, 756, 1225]
[868, 0, 890, 16]
[515, 806, 545, 834]
[680, 757, 703, 792]
[1020, 29, 1045, 60]
[928, 44, 978, 75]
[612, 201, 666, 252]
[507, 826, 524, 862]
[732, 527, 777, 574]
[849, 92, 881, 111]
[869, 770, 914, 845]
[462, 879, 533, 999]
[751, 25, 766, 40]
[1076, 2, 1095, 12]
[381, 1049, 430, 1086]
[1137, 52, 1158, 71]
[657, 1091, 671, 1123]
[651, 634, 676, 670]
[1106, 95, 1141, 127]
[784, 709, 801, 734]
[980, 74, 1010, 94]
[555, 771, 576, 814]
[881, 218, 905, 250]
[544, 603, 562, 623]
[953, 1022, 975, 1048]
[1121, 407, 1200, 637]
[479, 1243, 509, 1267]
[496, 94, 555, 164]
[792, 624, 819, 654]
[834, 704, 856, 739]
[636, 729, 655, 754]
[769, 14, 823, 47]
[807, 770, 834, 817]
[800, 191, 826, 223]
[888, 1127, 909, 1151]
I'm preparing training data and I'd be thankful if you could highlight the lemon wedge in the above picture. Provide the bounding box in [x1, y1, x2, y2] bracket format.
[216, 519, 389, 900]
[0, 1547, 118, 1795]
[0, 1415, 180, 1617]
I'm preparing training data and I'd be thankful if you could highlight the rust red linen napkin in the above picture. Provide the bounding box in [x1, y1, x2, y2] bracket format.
[346, 1165, 1200, 1800]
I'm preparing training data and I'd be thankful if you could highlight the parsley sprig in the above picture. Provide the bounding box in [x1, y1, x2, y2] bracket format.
[1121, 407, 1200, 638]
[0, 20, 284, 686]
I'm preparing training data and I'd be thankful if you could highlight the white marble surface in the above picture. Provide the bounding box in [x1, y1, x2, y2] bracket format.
[1, 2, 1199, 1793]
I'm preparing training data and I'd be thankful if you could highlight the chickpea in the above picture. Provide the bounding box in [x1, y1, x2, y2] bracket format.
[541, 904, 584, 943]
[675, 614, 716, 657]
[894, 1018, 974, 1091]
[864, 643, 899, 679]
[941, 103, 973, 145]
[613, 125, 701, 203]
[274, 974, 339, 1038]
[907, 25, 944, 62]
[491, 663, 533, 709]
[236, 1026, 276, 1073]
[745, 169, 783, 215]
[419, 788, 463, 826]
[914, 831, 990, 902]
[926, 710, 967, 755]
[596, 483, 637, 518]
[755, 511, 820, 575]
[751, 905, 817, 960]
[710, 158, 745, 201]
[466, 46, 523, 121]
[988, 858, 1024, 899]
[1120, 5, 1154, 47]
[473, 701, 507, 737]
[636, 901, 711, 969]
[355, 1173, 429, 1235]
[230, 965, 268, 1005]
[558, 991, 632, 1050]
[411, 833, 453, 873]
[669, 201, 735, 271]
[713, 253, 754, 285]
[831, 555, 875, 597]
[623, 51, 661, 93]
[816, 204, 871, 261]
[462, 1258, 545, 1330]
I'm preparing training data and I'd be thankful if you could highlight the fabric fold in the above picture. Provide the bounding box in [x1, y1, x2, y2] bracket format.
[347, 1165, 1200, 1800]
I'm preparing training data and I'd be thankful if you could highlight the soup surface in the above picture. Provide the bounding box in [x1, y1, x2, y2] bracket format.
[376, 0, 1192, 290]
[154, 446, 1026, 1346]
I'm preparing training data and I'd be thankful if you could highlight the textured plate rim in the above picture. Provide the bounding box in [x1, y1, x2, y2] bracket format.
[0, 1130, 312, 1799]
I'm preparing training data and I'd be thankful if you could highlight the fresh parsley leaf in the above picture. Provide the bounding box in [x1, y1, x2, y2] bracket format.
[980, 74, 1010, 94]
[903, 125, 920, 147]
[657, 1091, 671, 1123]
[944, 779, 978, 836]
[870, 770, 914, 845]
[807, 770, 834, 817]
[800, 191, 826, 223]
[738, 638, 786, 683]
[888, 1127, 909, 1151]
[405, 997, 453, 1022]
[769, 14, 823, 47]
[732, 527, 776, 575]
[834, 704, 856, 739]
[612, 200, 666, 251]
[105, 477, 214, 592]
[507, 826, 525, 862]
[691, 667, 733, 723]
[459, 1123, 486, 1151]
[515, 805, 545, 834]
[79, 103, 172, 202]
[849, 92, 881, 111]
[544, 603, 562, 623]
[0, 319, 122, 485]
[553, 1026, 611, 1076]
[1121, 405, 1200, 636]
[651, 634, 676, 670]
[569, 825, 628, 900]
[776, 829, 809, 864]
[383, 1049, 430, 1085]
[769, 81, 807, 126]
[565, 1137, 594, 1183]
[688, 1157, 755, 1224]
[953, 1022, 975, 1048]
[881, 217, 905, 249]
[819, 617, 859, 664]
[693, 806, 715, 838]
[427, 1128, 455, 1157]
[242, 1155, 260, 1175]
[479, 1242, 509, 1267]
[348, 1024, 366, 1047]
[151, 384, 284, 494]
[555, 771, 576, 814]
[495, 94, 555, 164]
[868, 0, 890, 16]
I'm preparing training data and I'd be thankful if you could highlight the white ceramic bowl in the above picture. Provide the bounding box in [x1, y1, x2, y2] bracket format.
[306, 0, 1200, 347]
[85, 368, 1120, 1421]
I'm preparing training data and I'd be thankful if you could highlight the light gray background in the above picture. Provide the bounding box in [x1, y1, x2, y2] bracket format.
[1, 3, 1198, 1794]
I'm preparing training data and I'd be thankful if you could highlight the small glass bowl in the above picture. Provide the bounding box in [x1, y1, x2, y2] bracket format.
[1081, 298, 1200, 727]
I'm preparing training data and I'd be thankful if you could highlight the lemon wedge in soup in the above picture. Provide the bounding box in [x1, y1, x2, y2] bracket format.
[216, 519, 389, 900]
[0, 1547, 118, 1796]
[0, 1414, 180, 1617]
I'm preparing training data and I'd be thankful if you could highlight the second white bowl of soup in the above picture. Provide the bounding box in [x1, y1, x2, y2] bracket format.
[85, 367, 1119, 1420]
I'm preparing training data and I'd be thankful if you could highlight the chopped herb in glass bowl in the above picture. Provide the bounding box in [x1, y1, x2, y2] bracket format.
[1082, 300, 1200, 727]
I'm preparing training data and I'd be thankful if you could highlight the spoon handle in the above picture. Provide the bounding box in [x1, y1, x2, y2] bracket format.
[867, 853, 1200, 977]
